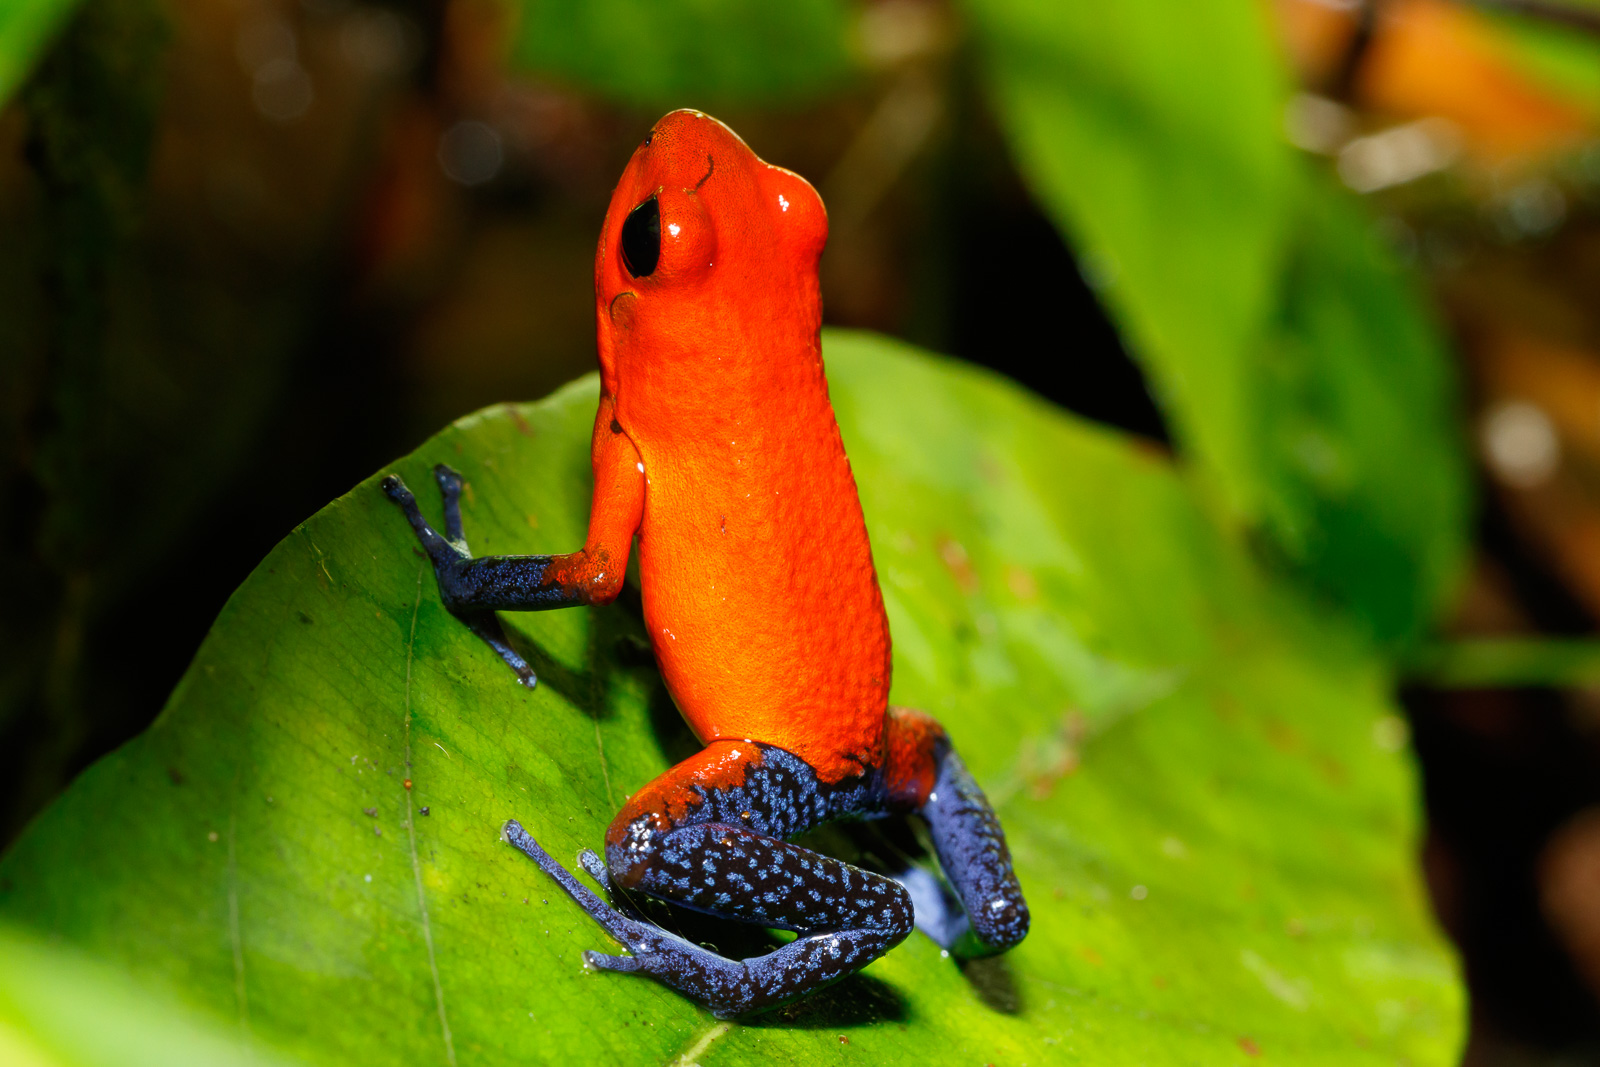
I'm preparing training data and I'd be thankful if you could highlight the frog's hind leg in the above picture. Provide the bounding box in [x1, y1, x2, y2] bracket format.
[882, 706, 1030, 958]
[506, 741, 914, 1018]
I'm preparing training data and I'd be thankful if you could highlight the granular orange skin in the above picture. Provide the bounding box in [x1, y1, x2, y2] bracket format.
[574, 111, 894, 790]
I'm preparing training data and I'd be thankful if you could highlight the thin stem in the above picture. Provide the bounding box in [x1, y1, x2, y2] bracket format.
[1460, 0, 1600, 37]
[1405, 638, 1600, 688]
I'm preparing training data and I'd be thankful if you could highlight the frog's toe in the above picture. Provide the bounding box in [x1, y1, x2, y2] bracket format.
[381, 474, 413, 505]
[584, 950, 641, 973]
[433, 463, 462, 492]
[381, 472, 464, 567]
[578, 848, 609, 886]
[431, 464, 466, 543]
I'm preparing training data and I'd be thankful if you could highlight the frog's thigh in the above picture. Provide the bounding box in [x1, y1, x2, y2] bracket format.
[603, 741, 908, 933]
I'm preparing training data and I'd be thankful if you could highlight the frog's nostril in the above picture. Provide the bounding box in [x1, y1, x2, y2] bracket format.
[608, 291, 638, 324]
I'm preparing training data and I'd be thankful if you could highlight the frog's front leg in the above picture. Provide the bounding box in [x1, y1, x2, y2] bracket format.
[882, 706, 1029, 957]
[508, 741, 915, 1018]
[381, 395, 644, 685]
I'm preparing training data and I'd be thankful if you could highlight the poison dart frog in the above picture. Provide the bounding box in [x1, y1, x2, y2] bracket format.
[382, 109, 1028, 1017]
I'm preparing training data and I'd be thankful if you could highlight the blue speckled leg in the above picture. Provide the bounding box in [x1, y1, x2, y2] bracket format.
[506, 819, 910, 1018]
[576, 848, 652, 921]
[383, 464, 596, 688]
[507, 736, 1022, 1014]
[619, 823, 912, 935]
[382, 465, 587, 613]
[908, 746, 1029, 958]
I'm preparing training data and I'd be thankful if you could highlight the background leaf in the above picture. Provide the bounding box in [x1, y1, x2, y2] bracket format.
[1252, 178, 1468, 644]
[508, 0, 856, 108]
[0, 332, 1461, 1063]
[0, 922, 296, 1067]
[1479, 2, 1600, 110]
[958, 0, 1472, 643]
[0, 0, 81, 106]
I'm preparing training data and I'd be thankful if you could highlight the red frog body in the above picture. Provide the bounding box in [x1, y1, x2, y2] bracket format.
[605, 116, 890, 780]
[384, 110, 1027, 1017]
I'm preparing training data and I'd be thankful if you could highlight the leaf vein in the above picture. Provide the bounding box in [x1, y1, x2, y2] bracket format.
[227, 807, 248, 1034]
[666, 1021, 732, 1066]
[404, 565, 456, 1067]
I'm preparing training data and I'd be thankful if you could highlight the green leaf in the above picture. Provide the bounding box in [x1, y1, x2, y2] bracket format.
[959, 0, 1471, 643]
[1406, 637, 1600, 688]
[956, 0, 1294, 498]
[0, 331, 1461, 1063]
[508, 0, 855, 108]
[1251, 179, 1470, 642]
[0, 922, 296, 1066]
[0, 0, 80, 106]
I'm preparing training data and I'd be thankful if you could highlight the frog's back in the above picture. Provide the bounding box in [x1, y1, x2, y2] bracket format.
[594, 111, 891, 782]
[632, 352, 891, 783]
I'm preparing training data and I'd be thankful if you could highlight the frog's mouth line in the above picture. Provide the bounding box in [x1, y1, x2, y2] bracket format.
[692, 153, 714, 193]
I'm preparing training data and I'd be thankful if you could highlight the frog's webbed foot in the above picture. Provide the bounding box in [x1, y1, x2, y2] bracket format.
[382, 465, 537, 688]
[381, 465, 469, 571]
[891, 864, 972, 950]
[505, 819, 910, 1018]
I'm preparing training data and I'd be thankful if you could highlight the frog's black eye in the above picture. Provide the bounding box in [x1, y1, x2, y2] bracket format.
[620, 197, 661, 278]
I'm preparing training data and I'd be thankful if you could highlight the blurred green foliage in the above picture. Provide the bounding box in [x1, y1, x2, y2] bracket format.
[0, 0, 80, 104]
[0, 923, 292, 1067]
[961, 0, 1470, 645]
[1484, 4, 1600, 104]
[1253, 180, 1467, 645]
[511, 0, 857, 107]
[0, 335, 1463, 1065]
[20, 0, 166, 566]
[0, 0, 171, 828]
